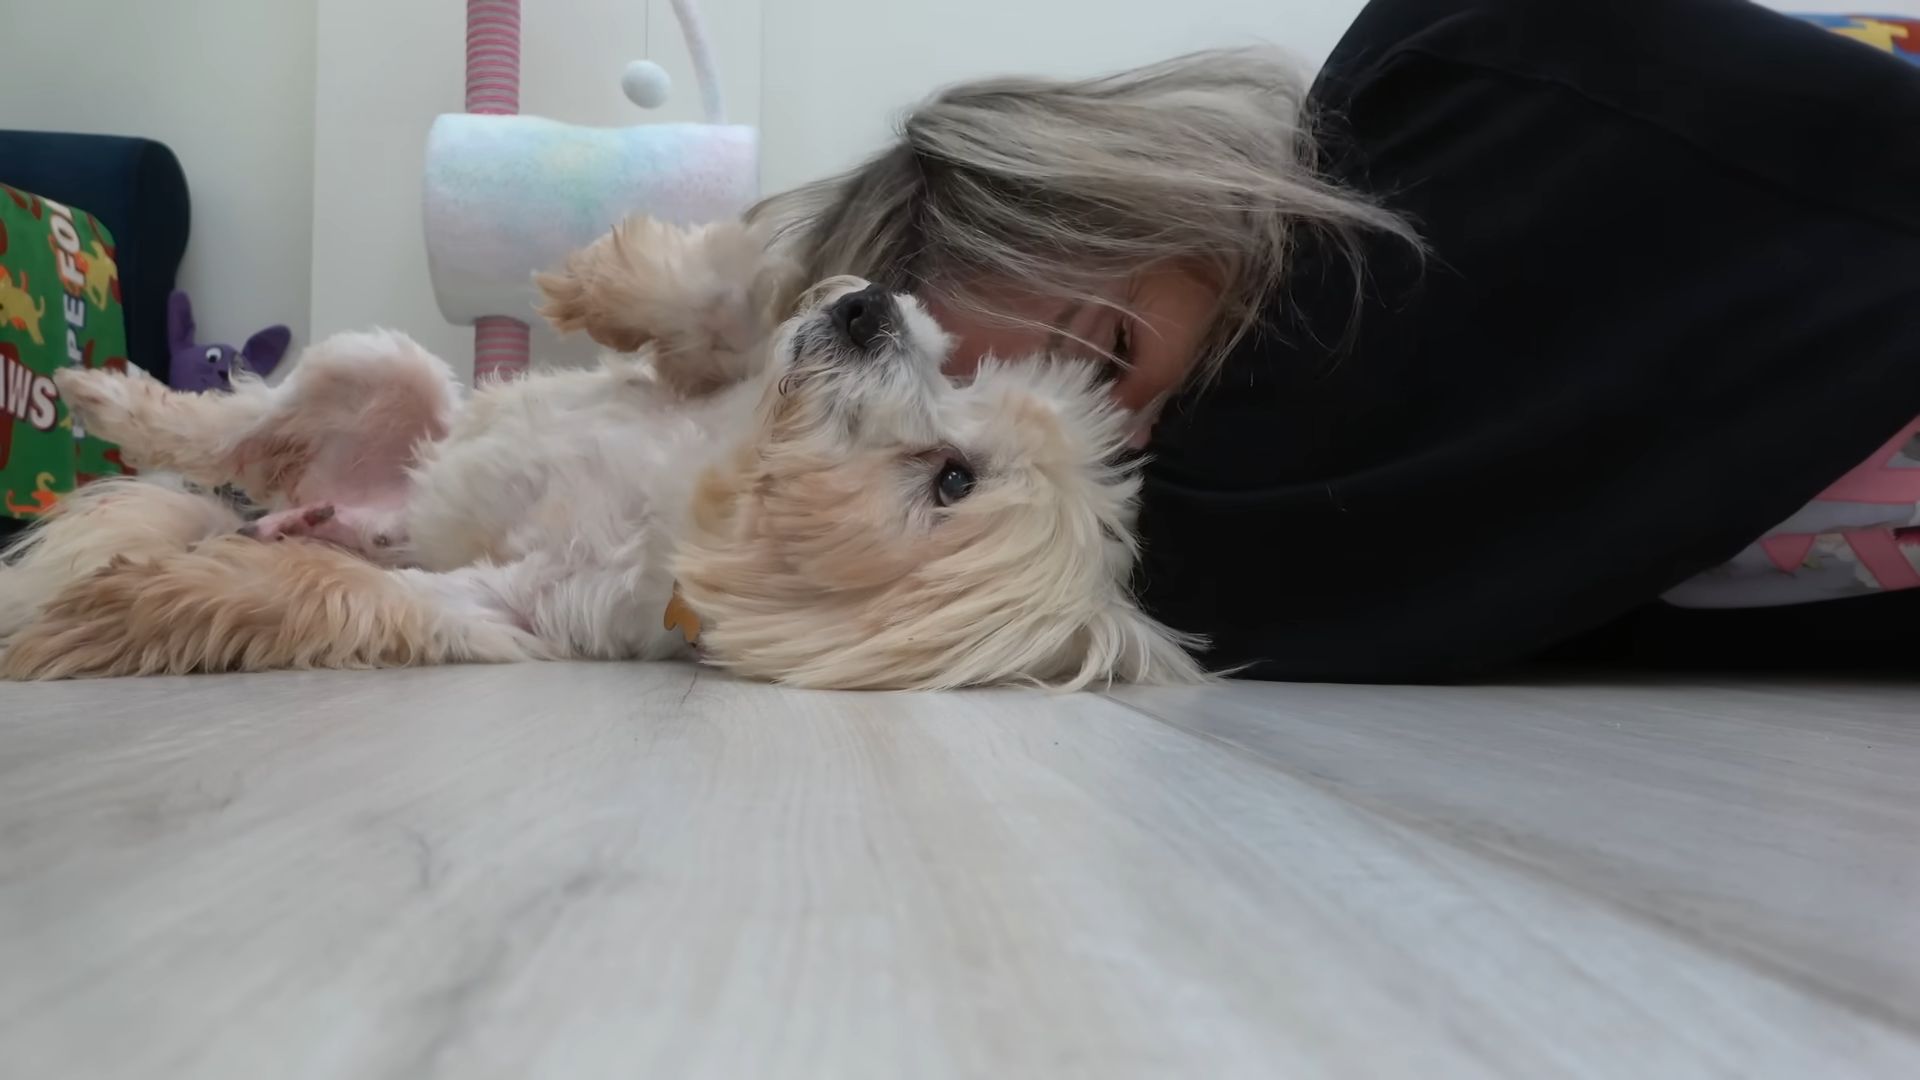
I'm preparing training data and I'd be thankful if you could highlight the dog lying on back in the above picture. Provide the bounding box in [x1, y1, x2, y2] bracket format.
[0, 217, 1205, 688]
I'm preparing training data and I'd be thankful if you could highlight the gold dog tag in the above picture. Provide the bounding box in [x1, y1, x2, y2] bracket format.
[664, 584, 702, 645]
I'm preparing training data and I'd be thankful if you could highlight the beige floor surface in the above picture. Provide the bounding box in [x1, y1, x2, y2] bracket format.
[2, 665, 1916, 1078]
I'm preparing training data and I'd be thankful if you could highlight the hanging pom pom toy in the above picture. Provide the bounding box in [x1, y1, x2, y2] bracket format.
[621, 60, 673, 109]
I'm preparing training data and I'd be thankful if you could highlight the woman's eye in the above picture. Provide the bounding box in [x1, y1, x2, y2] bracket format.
[933, 460, 976, 507]
[1101, 321, 1132, 382]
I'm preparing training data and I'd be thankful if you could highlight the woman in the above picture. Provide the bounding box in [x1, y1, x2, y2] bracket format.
[754, 0, 1920, 681]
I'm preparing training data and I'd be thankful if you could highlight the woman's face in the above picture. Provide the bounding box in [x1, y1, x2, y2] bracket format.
[929, 263, 1219, 446]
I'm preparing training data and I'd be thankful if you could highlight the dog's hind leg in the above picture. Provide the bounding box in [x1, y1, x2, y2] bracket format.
[54, 364, 274, 492]
[0, 477, 241, 642]
[0, 535, 546, 680]
[237, 330, 459, 509]
[220, 330, 458, 564]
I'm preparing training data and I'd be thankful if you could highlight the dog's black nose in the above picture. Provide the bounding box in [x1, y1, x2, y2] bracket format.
[828, 285, 896, 351]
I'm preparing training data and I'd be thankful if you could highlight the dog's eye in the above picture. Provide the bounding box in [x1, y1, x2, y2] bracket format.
[933, 460, 975, 507]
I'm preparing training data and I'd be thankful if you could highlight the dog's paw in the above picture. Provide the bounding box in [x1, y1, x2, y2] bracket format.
[533, 218, 656, 350]
[52, 367, 132, 427]
[535, 215, 778, 368]
[239, 503, 338, 544]
[239, 503, 410, 565]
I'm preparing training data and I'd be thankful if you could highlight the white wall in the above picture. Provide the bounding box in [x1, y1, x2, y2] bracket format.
[16, 0, 1903, 383]
[0, 0, 1347, 381]
[312, 0, 1328, 380]
[309, 0, 761, 381]
[759, 0, 1920, 194]
[2, 0, 761, 384]
[308, 0, 468, 374]
[758, 0, 1365, 195]
[0, 0, 318, 354]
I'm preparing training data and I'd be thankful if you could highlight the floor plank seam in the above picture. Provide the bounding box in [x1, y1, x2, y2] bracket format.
[1095, 690, 1920, 1040]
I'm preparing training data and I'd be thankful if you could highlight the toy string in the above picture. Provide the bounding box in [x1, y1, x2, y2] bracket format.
[668, 0, 727, 125]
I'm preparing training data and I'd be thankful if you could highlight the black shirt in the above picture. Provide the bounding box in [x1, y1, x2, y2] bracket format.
[1135, 0, 1920, 680]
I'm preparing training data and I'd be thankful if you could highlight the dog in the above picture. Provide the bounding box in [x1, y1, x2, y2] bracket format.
[0, 217, 1205, 688]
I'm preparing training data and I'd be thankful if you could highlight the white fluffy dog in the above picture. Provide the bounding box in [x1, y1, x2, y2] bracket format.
[0, 218, 1205, 688]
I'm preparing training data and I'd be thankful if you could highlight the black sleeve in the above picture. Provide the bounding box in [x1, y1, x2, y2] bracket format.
[1133, 0, 1920, 681]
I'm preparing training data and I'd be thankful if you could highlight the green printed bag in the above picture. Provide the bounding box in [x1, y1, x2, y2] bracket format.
[0, 183, 131, 521]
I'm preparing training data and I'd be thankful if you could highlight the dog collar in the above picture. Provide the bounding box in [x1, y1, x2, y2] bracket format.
[664, 583, 702, 646]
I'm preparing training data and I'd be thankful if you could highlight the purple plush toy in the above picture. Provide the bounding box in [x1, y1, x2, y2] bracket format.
[166, 289, 292, 392]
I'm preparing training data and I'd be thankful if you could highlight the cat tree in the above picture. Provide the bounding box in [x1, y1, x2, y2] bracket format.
[425, 0, 757, 380]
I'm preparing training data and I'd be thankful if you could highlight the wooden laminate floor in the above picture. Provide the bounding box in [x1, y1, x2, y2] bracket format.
[1, 665, 1916, 1078]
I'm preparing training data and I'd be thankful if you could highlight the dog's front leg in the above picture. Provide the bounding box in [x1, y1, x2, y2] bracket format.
[535, 215, 794, 397]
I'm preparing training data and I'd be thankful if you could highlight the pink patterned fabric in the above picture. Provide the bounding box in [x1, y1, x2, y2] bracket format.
[1667, 415, 1920, 608]
[1813, 417, 1920, 504]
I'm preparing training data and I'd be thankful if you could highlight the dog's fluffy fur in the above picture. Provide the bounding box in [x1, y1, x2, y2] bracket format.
[0, 217, 1205, 688]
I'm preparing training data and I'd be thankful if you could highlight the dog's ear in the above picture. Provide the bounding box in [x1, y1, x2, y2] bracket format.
[1069, 605, 1210, 688]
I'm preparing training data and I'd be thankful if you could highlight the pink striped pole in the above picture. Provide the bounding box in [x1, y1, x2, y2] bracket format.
[465, 0, 530, 382]
[474, 317, 531, 383]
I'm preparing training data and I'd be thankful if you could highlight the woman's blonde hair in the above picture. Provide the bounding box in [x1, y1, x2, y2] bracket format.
[750, 48, 1418, 377]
